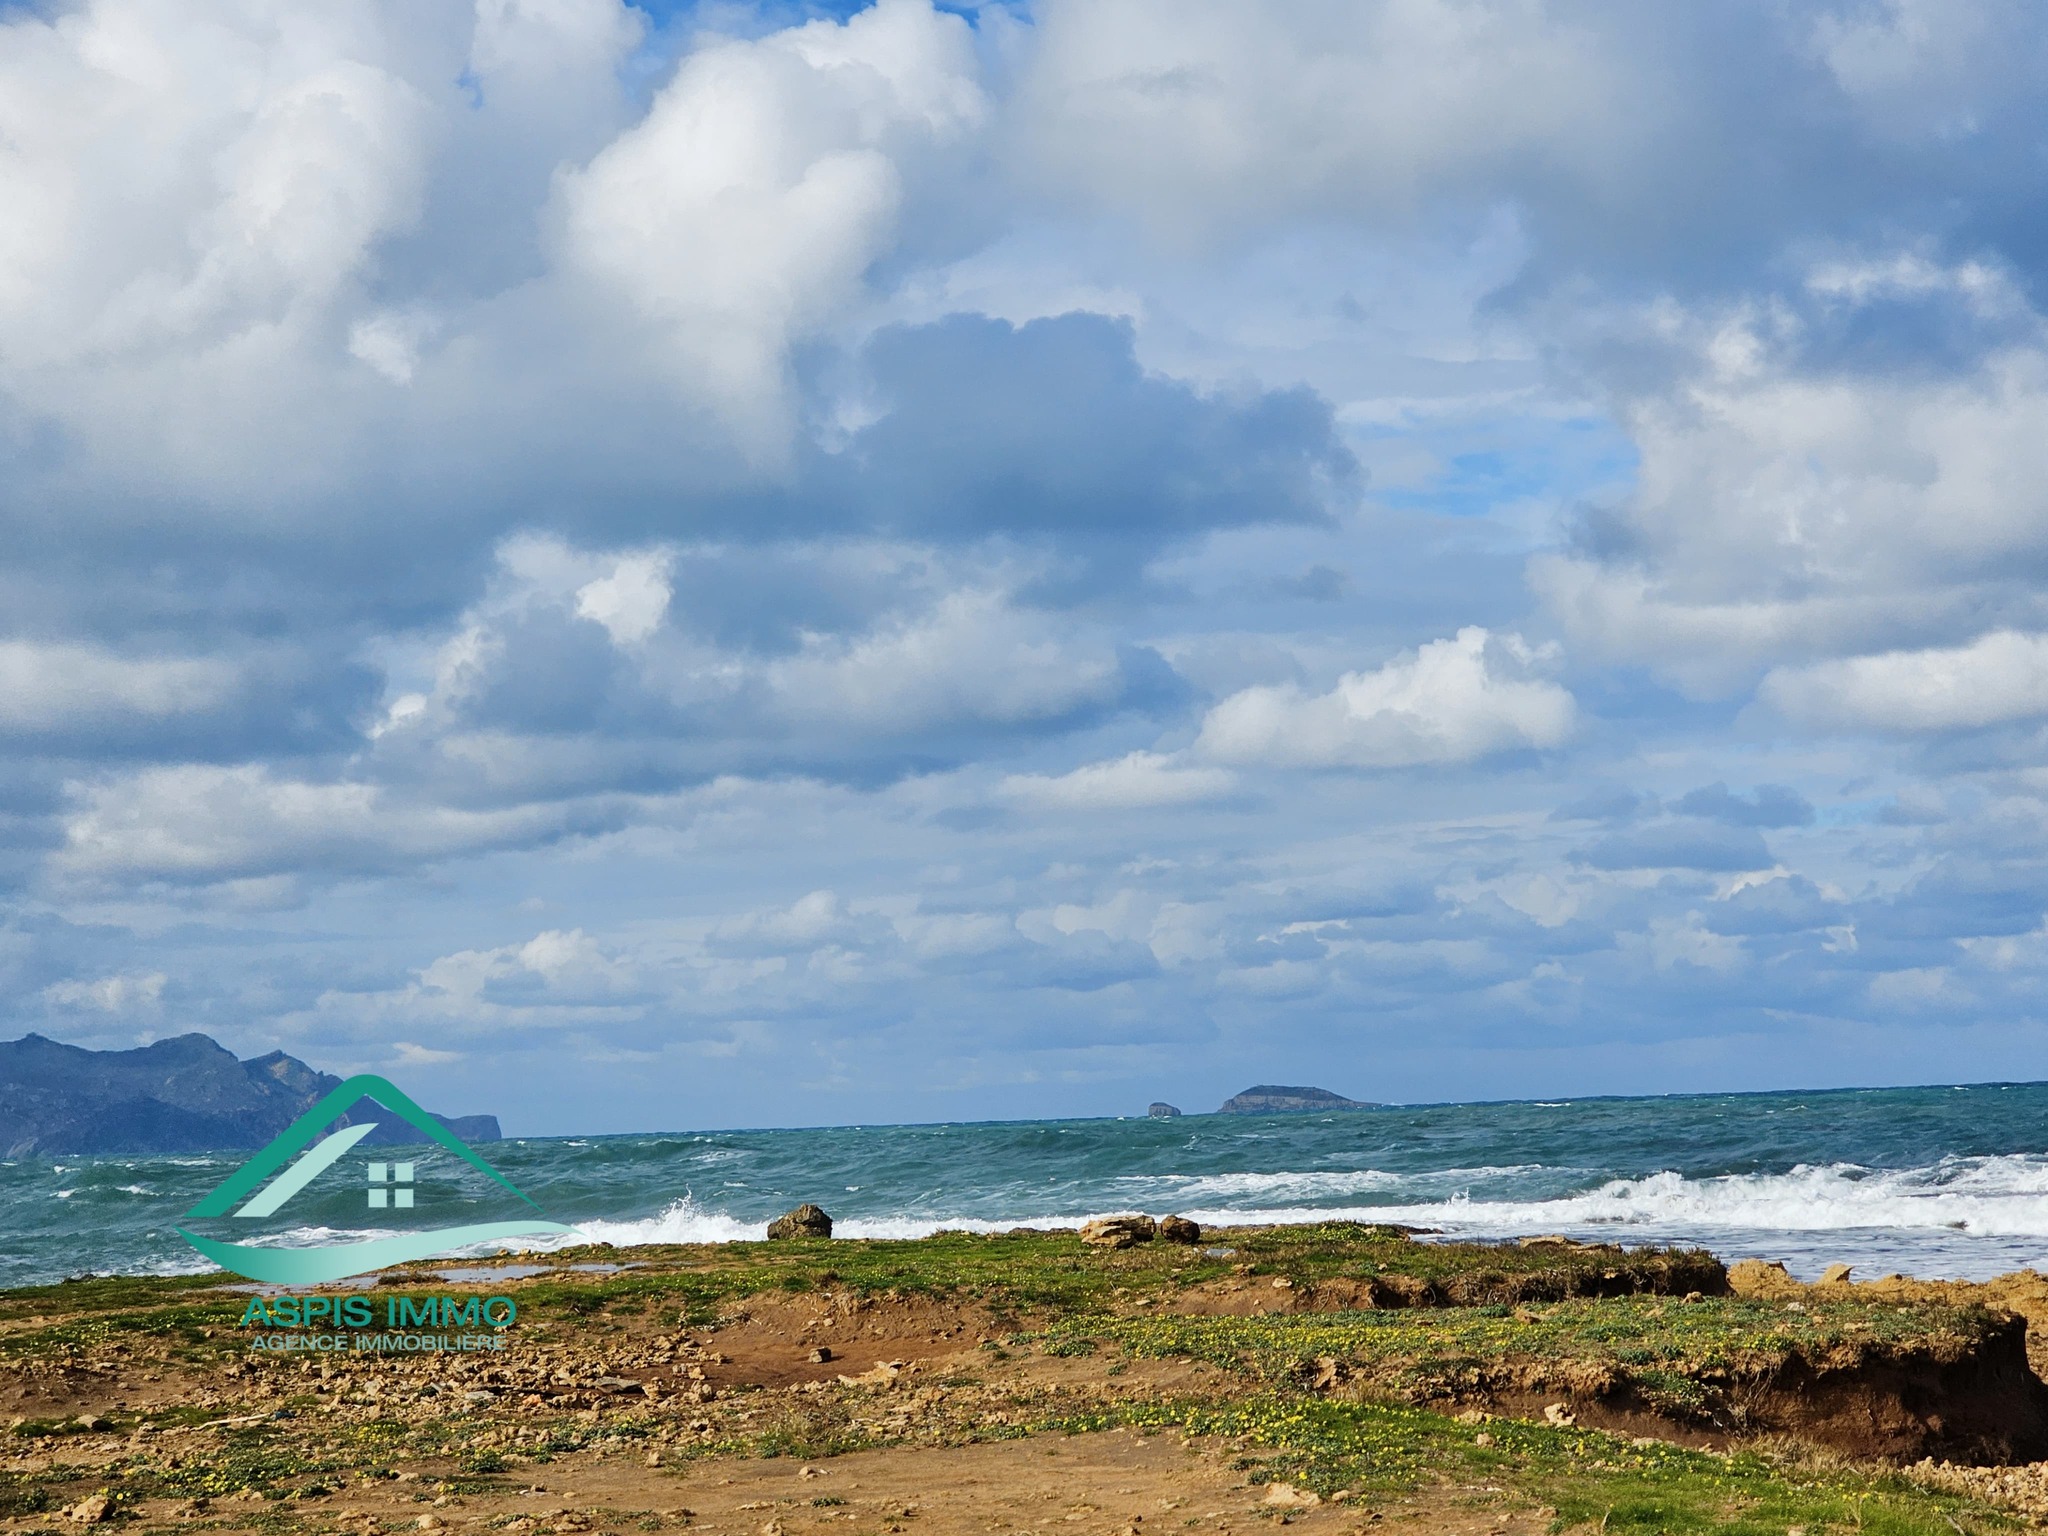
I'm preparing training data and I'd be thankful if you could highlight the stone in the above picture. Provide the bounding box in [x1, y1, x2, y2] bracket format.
[1147, 1103, 1182, 1118]
[73, 1413, 111, 1431]
[1261, 1485, 1321, 1509]
[1728, 1258, 1803, 1299]
[1517, 1235, 1582, 1249]
[766, 1204, 833, 1240]
[1543, 1402, 1576, 1426]
[1818, 1263, 1854, 1285]
[808, 1346, 833, 1363]
[64, 1495, 114, 1524]
[1080, 1215, 1157, 1248]
[1158, 1214, 1201, 1244]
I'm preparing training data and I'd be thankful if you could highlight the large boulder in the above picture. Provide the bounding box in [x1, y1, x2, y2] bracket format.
[1147, 1102, 1182, 1118]
[1079, 1215, 1157, 1249]
[1158, 1214, 1201, 1244]
[766, 1203, 833, 1240]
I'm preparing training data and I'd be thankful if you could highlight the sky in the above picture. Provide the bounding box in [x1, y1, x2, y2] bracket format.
[7, 0, 2048, 1134]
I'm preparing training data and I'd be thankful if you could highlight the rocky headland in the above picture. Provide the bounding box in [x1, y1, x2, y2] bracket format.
[0, 1032, 500, 1156]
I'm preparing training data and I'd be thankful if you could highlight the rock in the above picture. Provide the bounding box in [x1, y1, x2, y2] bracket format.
[1216, 1085, 1378, 1115]
[1543, 1403, 1576, 1426]
[1080, 1215, 1157, 1248]
[73, 1413, 110, 1431]
[1158, 1214, 1201, 1244]
[1818, 1263, 1854, 1285]
[1728, 1258, 1803, 1299]
[766, 1204, 833, 1240]
[807, 1346, 833, 1363]
[1261, 1485, 1321, 1509]
[1474, 1432, 1495, 1447]
[1517, 1234, 1582, 1249]
[64, 1495, 114, 1524]
[1147, 1102, 1182, 1118]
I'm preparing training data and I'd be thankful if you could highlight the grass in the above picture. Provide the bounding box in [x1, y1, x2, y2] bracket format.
[1043, 1294, 2008, 1420]
[0, 1225, 1722, 1355]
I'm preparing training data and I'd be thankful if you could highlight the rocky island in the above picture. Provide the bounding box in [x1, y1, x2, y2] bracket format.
[0, 1031, 500, 1156]
[1216, 1083, 1379, 1113]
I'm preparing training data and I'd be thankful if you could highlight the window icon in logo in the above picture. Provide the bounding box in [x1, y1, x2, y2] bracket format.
[368, 1162, 415, 1209]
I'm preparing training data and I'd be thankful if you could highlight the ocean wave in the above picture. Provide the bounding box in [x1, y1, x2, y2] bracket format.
[509, 1156, 2048, 1264]
[1172, 1156, 2048, 1240]
[1107, 1164, 1556, 1205]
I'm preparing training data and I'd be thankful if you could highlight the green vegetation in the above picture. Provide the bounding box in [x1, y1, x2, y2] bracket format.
[1045, 1294, 2007, 1421]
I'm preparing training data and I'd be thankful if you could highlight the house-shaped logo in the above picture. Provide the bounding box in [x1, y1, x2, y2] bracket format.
[178, 1074, 575, 1286]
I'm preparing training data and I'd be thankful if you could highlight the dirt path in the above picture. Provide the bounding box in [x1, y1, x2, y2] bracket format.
[103, 1428, 1546, 1536]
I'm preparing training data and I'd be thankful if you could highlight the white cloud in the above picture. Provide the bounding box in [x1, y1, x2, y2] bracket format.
[553, 0, 983, 445]
[42, 970, 166, 1014]
[760, 589, 1122, 733]
[576, 552, 673, 647]
[1196, 627, 1574, 768]
[53, 764, 593, 885]
[999, 751, 1236, 811]
[0, 4, 432, 370]
[1760, 630, 2048, 732]
[1536, 284, 2048, 692]
[391, 1039, 461, 1065]
[1010, 0, 1625, 237]
[0, 641, 236, 729]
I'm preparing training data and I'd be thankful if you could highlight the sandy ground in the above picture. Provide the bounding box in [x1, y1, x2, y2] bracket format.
[60, 1426, 1546, 1536]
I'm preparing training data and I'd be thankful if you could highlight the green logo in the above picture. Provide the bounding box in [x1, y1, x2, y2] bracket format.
[177, 1075, 575, 1285]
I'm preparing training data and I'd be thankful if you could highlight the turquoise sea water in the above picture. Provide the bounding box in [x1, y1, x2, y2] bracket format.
[10, 1080, 2048, 1288]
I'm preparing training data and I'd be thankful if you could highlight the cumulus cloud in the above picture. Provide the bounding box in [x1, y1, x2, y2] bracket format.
[1195, 628, 1574, 769]
[1760, 631, 2048, 732]
[1535, 274, 2048, 693]
[555, 0, 983, 445]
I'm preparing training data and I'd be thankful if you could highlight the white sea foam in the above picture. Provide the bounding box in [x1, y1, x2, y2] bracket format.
[527, 1156, 2048, 1281]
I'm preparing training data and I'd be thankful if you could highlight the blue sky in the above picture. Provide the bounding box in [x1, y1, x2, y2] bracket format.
[6, 0, 2048, 1133]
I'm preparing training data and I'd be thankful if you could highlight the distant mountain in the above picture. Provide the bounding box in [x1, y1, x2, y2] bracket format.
[1217, 1084, 1379, 1114]
[0, 1033, 501, 1157]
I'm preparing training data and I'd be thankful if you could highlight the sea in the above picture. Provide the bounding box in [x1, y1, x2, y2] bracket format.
[12, 1080, 2048, 1291]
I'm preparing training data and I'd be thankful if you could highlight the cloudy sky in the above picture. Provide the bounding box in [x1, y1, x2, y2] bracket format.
[6, 0, 2048, 1132]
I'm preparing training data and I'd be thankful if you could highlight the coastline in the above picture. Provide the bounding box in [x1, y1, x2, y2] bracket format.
[5, 1224, 2048, 1534]
[21, 1078, 2048, 1291]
